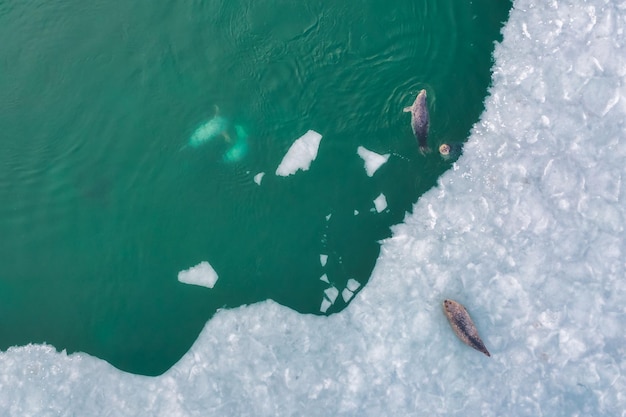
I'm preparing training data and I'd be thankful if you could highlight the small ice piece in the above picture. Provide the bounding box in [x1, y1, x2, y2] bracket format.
[275, 130, 323, 176]
[177, 261, 219, 288]
[320, 298, 332, 313]
[373, 193, 388, 213]
[320, 254, 328, 267]
[357, 146, 390, 177]
[354, 210, 359, 215]
[324, 286, 339, 304]
[341, 288, 354, 302]
[253, 172, 265, 185]
[325, 213, 332, 221]
[320, 274, 330, 283]
[346, 278, 360, 292]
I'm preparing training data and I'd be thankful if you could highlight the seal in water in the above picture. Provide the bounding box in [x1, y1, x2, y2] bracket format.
[403, 89, 430, 153]
[439, 143, 451, 157]
[183, 105, 231, 150]
[443, 299, 490, 357]
[438, 142, 463, 161]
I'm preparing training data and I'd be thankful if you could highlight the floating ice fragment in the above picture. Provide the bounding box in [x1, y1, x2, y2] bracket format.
[320, 254, 328, 267]
[320, 274, 329, 283]
[320, 298, 332, 313]
[357, 146, 390, 177]
[325, 213, 332, 221]
[346, 278, 360, 292]
[354, 210, 359, 215]
[177, 261, 219, 288]
[324, 286, 339, 304]
[253, 172, 265, 185]
[275, 130, 322, 176]
[373, 193, 387, 213]
[341, 288, 354, 302]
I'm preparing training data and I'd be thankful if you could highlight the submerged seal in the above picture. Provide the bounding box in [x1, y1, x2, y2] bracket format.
[182, 105, 231, 150]
[403, 89, 430, 153]
[443, 299, 491, 357]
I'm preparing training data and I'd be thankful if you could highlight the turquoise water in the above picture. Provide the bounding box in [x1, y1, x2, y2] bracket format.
[0, 0, 511, 375]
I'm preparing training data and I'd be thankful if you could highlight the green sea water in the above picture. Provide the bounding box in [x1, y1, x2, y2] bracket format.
[0, 0, 511, 375]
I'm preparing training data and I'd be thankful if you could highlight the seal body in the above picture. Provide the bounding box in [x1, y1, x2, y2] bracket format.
[403, 89, 430, 153]
[443, 299, 490, 357]
[188, 115, 230, 148]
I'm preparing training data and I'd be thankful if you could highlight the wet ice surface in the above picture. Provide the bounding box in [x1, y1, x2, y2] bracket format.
[2, 1, 626, 415]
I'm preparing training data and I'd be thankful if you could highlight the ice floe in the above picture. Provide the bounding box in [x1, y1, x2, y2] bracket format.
[275, 130, 322, 176]
[177, 261, 219, 289]
[357, 146, 390, 177]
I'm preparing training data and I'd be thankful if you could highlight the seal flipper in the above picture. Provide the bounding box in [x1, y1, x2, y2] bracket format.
[403, 106, 412, 112]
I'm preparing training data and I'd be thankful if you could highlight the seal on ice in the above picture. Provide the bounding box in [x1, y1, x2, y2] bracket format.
[443, 299, 491, 357]
[403, 89, 430, 153]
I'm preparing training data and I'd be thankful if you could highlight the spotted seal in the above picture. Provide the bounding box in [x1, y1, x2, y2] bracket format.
[403, 89, 430, 153]
[443, 299, 491, 357]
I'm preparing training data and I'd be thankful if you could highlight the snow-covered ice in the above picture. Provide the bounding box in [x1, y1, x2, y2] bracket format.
[275, 130, 322, 176]
[357, 146, 390, 177]
[177, 261, 219, 289]
[373, 193, 387, 213]
[2, 1, 626, 416]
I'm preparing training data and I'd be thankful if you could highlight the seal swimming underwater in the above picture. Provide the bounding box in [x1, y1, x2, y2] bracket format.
[403, 89, 430, 153]
[443, 299, 491, 357]
[222, 124, 249, 163]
